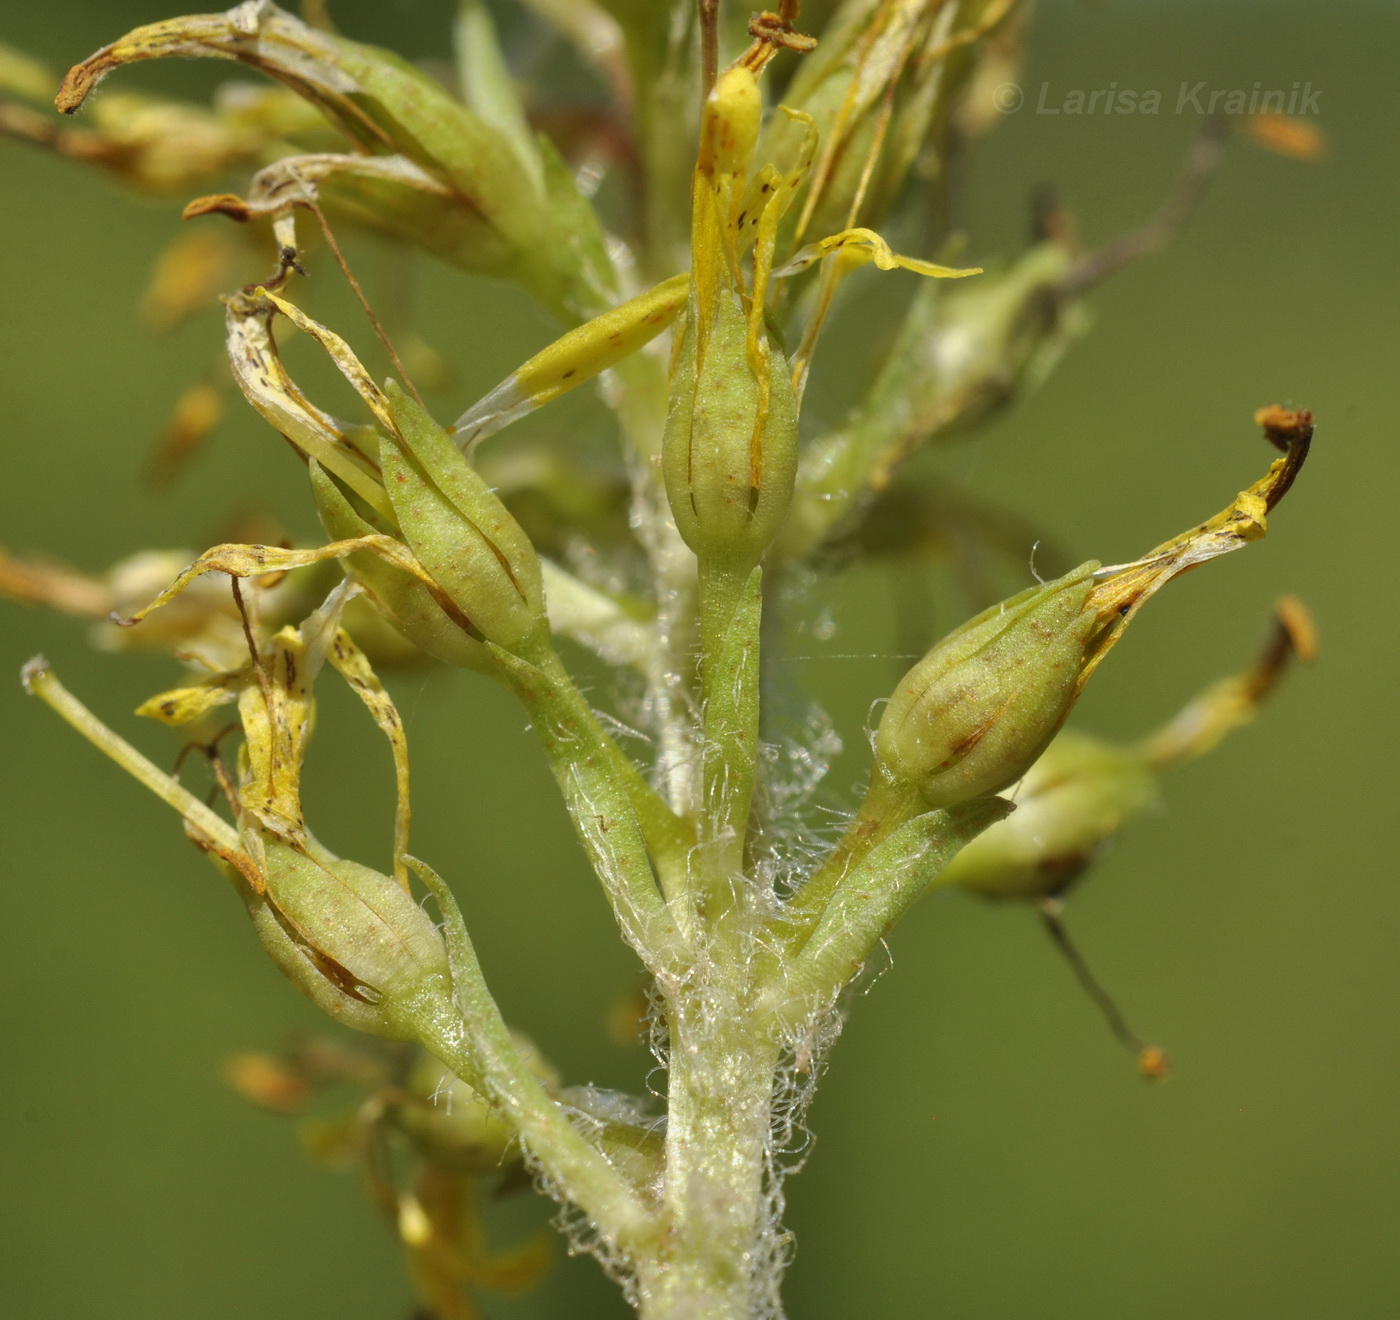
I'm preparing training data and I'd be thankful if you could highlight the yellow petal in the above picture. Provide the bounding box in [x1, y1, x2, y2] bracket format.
[135, 672, 241, 726]
[774, 226, 982, 279]
[325, 628, 413, 892]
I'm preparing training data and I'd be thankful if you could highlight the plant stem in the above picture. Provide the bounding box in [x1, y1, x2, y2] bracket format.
[639, 978, 781, 1320]
[780, 770, 923, 938]
[770, 798, 1012, 1018]
[21, 657, 241, 854]
[490, 644, 689, 961]
[694, 563, 763, 921]
[612, 351, 704, 821]
[411, 857, 658, 1252]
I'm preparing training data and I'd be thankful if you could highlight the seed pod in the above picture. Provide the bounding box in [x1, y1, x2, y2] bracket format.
[873, 412, 1314, 813]
[874, 562, 1100, 809]
[941, 594, 1317, 900]
[936, 731, 1160, 901]
[224, 594, 451, 1041]
[380, 382, 548, 658]
[310, 461, 490, 671]
[658, 53, 802, 570]
[20, 650, 454, 1046]
[661, 288, 799, 568]
[248, 840, 455, 1041]
[56, 2, 614, 318]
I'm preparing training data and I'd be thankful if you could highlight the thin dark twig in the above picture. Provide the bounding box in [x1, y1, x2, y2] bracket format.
[230, 577, 272, 718]
[305, 198, 427, 410]
[1039, 899, 1149, 1053]
[201, 728, 244, 818]
[699, 0, 720, 103]
[1064, 116, 1230, 294]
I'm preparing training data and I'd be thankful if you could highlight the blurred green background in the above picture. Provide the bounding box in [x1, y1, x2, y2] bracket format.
[1, 2, 1396, 1317]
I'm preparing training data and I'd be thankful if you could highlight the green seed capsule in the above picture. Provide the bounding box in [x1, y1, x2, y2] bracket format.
[309, 461, 491, 671]
[661, 289, 799, 569]
[249, 840, 455, 1042]
[874, 562, 1101, 809]
[56, 2, 614, 319]
[936, 731, 1160, 901]
[380, 382, 548, 657]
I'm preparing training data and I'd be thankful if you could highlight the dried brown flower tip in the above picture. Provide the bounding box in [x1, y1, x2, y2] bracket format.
[1247, 111, 1327, 162]
[1254, 403, 1315, 451]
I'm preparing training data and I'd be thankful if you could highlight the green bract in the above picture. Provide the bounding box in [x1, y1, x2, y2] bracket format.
[309, 461, 490, 671]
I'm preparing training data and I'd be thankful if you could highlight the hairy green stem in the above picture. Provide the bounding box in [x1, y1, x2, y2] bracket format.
[612, 351, 705, 822]
[780, 771, 925, 940]
[769, 798, 1012, 1020]
[640, 984, 781, 1320]
[492, 643, 692, 959]
[693, 563, 764, 920]
[411, 857, 659, 1251]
